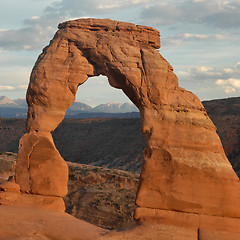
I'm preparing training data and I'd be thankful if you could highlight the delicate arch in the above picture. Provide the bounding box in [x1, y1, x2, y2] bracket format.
[15, 19, 240, 221]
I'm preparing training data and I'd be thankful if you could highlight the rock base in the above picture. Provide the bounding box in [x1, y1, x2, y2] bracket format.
[0, 205, 240, 239]
[0, 205, 108, 240]
[0, 191, 65, 212]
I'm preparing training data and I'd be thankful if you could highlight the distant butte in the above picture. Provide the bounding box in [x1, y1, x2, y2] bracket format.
[0, 18, 240, 239]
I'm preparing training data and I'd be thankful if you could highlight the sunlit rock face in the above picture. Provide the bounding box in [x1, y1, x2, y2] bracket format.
[6, 18, 240, 237]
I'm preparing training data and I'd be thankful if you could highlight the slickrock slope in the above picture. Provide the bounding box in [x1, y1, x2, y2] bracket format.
[1, 205, 240, 240]
[0, 206, 108, 240]
[1, 18, 240, 239]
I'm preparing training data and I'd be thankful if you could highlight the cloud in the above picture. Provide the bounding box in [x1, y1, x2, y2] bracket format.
[0, 86, 15, 91]
[178, 66, 223, 80]
[0, 1, 67, 51]
[177, 62, 240, 95]
[216, 78, 240, 93]
[0, 85, 28, 91]
[0, 0, 154, 51]
[0, 24, 56, 51]
[180, 33, 228, 41]
[18, 85, 28, 89]
[45, 0, 154, 17]
[215, 63, 240, 93]
[161, 32, 232, 47]
[224, 62, 240, 73]
[141, 0, 240, 29]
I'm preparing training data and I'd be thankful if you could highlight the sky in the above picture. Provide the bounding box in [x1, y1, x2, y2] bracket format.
[0, 0, 240, 107]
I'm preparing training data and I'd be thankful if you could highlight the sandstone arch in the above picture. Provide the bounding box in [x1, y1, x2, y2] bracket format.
[14, 19, 240, 223]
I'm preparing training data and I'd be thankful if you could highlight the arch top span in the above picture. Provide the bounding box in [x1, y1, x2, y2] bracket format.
[58, 18, 161, 49]
[27, 18, 178, 132]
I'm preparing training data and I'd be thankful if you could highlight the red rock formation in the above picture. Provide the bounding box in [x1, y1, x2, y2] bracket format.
[1, 18, 239, 238]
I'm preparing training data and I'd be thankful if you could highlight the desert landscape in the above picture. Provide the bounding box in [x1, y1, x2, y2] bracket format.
[0, 17, 240, 240]
[1, 97, 239, 176]
[0, 96, 239, 232]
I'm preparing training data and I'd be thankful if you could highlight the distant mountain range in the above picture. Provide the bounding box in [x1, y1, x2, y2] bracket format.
[0, 96, 239, 176]
[0, 96, 27, 109]
[0, 96, 139, 118]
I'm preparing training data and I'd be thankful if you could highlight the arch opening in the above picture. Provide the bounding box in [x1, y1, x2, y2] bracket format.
[75, 74, 136, 108]
[53, 74, 144, 229]
[55, 74, 143, 171]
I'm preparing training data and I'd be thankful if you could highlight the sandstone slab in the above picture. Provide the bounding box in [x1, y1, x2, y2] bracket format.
[0, 205, 108, 240]
[134, 208, 240, 240]
[1, 205, 240, 240]
[0, 191, 65, 212]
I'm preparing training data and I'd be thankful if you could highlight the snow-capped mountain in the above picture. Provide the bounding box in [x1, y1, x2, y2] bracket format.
[69, 101, 92, 112]
[13, 98, 28, 109]
[0, 96, 139, 118]
[0, 96, 21, 108]
[91, 102, 138, 113]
